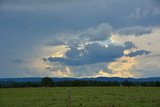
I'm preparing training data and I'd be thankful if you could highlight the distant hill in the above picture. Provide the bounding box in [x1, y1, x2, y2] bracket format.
[0, 77, 160, 82]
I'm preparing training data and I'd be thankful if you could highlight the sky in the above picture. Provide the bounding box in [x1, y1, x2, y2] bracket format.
[0, 0, 160, 78]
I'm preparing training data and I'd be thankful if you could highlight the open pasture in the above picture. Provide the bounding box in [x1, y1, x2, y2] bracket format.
[0, 87, 160, 107]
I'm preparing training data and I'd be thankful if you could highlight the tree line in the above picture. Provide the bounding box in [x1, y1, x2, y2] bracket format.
[0, 77, 160, 88]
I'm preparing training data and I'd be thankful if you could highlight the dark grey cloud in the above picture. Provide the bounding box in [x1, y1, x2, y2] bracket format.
[1, 0, 159, 32]
[129, 0, 160, 22]
[45, 23, 112, 47]
[44, 41, 135, 66]
[123, 41, 136, 49]
[127, 50, 151, 57]
[116, 26, 153, 36]
[79, 23, 113, 41]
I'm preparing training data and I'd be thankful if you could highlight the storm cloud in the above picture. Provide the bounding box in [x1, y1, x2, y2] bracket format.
[0, 0, 160, 78]
[79, 23, 113, 41]
[116, 26, 153, 36]
[127, 50, 151, 57]
[45, 42, 136, 66]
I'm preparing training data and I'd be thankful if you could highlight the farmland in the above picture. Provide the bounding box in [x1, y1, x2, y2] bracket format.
[0, 87, 160, 107]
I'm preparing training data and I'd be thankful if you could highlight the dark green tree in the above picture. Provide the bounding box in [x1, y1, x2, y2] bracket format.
[41, 77, 54, 87]
[122, 80, 132, 86]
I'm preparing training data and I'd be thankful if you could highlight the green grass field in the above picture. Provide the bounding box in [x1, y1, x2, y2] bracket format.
[0, 87, 160, 107]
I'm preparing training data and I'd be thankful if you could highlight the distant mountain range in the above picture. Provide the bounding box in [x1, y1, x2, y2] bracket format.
[0, 77, 160, 82]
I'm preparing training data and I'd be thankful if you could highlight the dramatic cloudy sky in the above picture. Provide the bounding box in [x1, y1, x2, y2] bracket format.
[0, 0, 160, 78]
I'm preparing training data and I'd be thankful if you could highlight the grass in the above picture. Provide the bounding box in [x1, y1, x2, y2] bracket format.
[0, 87, 160, 107]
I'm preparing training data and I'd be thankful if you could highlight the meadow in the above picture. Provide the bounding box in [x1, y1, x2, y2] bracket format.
[0, 87, 160, 107]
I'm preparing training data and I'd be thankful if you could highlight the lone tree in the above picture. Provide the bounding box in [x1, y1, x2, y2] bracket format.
[41, 77, 54, 87]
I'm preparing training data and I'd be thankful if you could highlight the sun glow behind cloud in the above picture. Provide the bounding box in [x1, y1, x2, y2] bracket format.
[48, 66, 73, 77]
[42, 45, 68, 58]
[27, 27, 160, 78]
[109, 28, 160, 77]
[96, 56, 137, 77]
[36, 27, 159, 78]
[40, 40, 139, 77]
